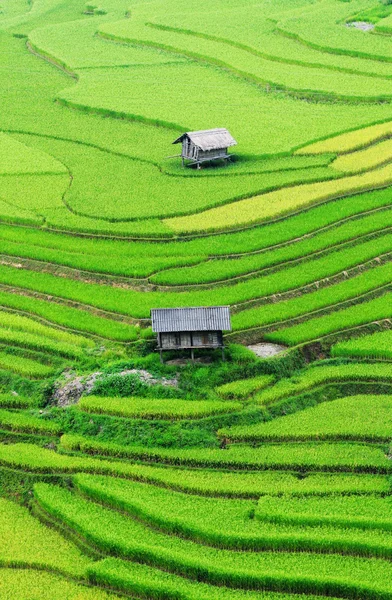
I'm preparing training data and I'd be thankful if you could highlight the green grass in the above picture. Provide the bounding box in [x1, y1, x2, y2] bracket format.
[0, 325, 87, 358]
[332, 138, 392, 173]
[278, 0, 392, 62]
[0, 310, 93, 348]
[78, 395, 242, 420]
[221, 395, 392, 443]
[0, 184, 388, 266]
[97, 18, 392, 103]
[3, 1, 392, 596]
[88, 557, 333, 600]
[216, 375, 274, 399]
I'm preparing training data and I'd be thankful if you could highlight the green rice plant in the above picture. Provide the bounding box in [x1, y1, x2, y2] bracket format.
[78, 396, 242, 420]
[376, 11, 392, 33]
[0, 230, 391, 320]
[332, 138, 392, 173]
[232, 261, 392, 332]
[0, 291, 140, 341]
[0, 497, 90, 577]
[152, 207, 392, 284]
[278, 0, 392, 63]
[0, 131, 66, 175]
[32, 484, 392, 596]
[296, 120, 392, 155]
[0, 184, 389, 265]
[164, 164, 392, 233]
[347, 4, 392, 25]
[220, 395, 392, 443]
[332, 330, 392, 360]
[216, 375, 274, 399]
[0, 325, 86, 358]
[98, 18, 392, 103]
[0, 310, 93, 348]
[61, 433, 392, 473]
[0, 570, 120, 600]
[75, 474, 392, 555]
[256, 495, 392, 531]
[265, 293, 392, 346]
[253, 363, 392, 406]
[58, 58, 392, 160]
[15, 132, 335, 222]
[0, 409, 60, 435]
[1, 443, 386, 496]
[0, 351, 54, 378]
[0, 392, 33, 408]
[88, 556, 388, 600]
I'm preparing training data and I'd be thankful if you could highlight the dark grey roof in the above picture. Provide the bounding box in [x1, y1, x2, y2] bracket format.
[151, 306, 232, 333]
[173, 129, 237, 152]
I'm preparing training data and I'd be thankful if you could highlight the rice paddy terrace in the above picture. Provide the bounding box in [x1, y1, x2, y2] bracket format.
[2, 0, 392, 597]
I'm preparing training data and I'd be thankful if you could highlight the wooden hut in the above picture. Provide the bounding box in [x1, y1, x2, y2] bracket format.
[151, 306, 232, 361]
[173, 128, 237, 168]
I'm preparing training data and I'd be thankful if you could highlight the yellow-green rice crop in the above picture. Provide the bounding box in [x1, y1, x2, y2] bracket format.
[164, 163, 392, 233]
[296, 120, 392, 155]
[0, 132, 66, 175]
[221, 395, 392, 443]
[331, 138, 392, 173]
[0, 570, 120, 600]
[0, 409, 60, 435]
[78, 396, 242, 420]
[0, 351, 54, 378]
[0, 497, 90, 577]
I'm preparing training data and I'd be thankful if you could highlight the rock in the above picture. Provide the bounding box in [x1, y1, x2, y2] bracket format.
[346, 21, 374, 32]
[52, 371, 103, 407]
[247, 343, 287, 358]
[52, 368, 177, 406]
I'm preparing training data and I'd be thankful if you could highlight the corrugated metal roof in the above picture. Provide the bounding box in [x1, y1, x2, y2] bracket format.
[151, 306, 232, 333]
[173, 129, 237, 152]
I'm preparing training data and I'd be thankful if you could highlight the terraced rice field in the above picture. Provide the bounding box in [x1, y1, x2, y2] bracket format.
[2, 0, 392, 597]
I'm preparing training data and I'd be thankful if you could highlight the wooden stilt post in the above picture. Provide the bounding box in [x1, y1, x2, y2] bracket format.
[191, 348, 195, 363]
[159, 349, 163, 364]
[222, 347, 225, 362]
